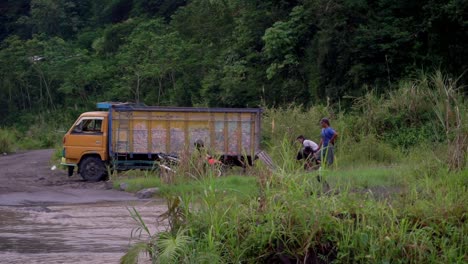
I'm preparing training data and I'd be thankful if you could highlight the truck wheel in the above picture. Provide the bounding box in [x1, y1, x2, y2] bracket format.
[67, 166, 74, 177]
[80, 157, 107, 182]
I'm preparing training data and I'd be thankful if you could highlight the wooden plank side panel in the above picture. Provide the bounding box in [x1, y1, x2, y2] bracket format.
[150, 116, 167, 153]
[112, 111, 130, 153]
[132, 119, 148, 153]
[242, 113, 254, 156]
[169, 120, 184, 153]
[188, 119, 210, 152]
[147, 112, 152, 154]
[111, 109, 261, 155]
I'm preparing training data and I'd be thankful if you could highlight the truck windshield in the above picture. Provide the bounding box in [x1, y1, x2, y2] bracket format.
[73, 119, 102, 133]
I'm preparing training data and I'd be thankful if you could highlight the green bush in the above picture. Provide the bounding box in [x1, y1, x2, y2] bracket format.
[0, 128, 17, 153]
[17, 125, 63, 149]
[262, 105, 330, 147]
[122, 72, 467, 263]
[11, 111, 73, 150]
[51, 145, 64, 166]
[404, 143, 447, 179]
[345, 73, 459, 148]
[338, 133, 401, 167]
[142, 167, 466, 263]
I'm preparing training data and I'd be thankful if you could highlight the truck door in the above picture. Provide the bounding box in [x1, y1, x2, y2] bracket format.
[65, 117, 106, 163]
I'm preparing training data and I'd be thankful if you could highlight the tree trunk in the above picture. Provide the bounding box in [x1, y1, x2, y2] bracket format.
[135, 73, 141, 103]
[158, 77, 163, 105]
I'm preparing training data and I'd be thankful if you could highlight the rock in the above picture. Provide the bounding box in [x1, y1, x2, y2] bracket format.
[52, 214, 73, 219]
[27, 206, 52, 213]
[119, 182, 129, 191]
[104, 181, 114, 190]
[136, 188, 160, 199]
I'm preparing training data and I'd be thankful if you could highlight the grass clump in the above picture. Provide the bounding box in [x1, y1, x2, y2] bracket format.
[338, 133, 402, 166]
[326, 166, 403, 189]
[113, 170, 258, 199]
[135, 165, 466, 264]
[113, 170, 163, 192]
[159, 175, 257, 198]
[0, 127, 17, 153]
[2, 110, 77, 151]
[117, 72, 468, 263]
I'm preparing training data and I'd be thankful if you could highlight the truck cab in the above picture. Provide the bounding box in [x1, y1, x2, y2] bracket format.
[61, 111, 109, 181]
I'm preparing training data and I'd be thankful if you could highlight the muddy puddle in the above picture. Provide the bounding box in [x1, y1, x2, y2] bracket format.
[0, 200, 167, 264]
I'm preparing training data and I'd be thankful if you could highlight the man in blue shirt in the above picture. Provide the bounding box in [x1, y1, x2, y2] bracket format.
[317, 118, 338, 167]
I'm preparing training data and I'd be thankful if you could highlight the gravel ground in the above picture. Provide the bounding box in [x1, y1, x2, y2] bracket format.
[0, 149, 166, 263]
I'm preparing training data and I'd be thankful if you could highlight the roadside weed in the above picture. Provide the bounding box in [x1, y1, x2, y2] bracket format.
[0, 127, 17, 153]
[118, 72, 467, 263]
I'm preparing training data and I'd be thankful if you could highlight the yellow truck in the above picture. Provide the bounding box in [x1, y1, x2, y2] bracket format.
[61, 102, 262, 181]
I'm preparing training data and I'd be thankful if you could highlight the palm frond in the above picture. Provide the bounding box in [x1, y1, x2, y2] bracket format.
[120, 242, 152, 264]
[128, 206, 151, 237]
[158, 228, 191, 263]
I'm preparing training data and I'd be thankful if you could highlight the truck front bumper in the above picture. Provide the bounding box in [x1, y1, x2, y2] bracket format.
[60, 157, 77, 167]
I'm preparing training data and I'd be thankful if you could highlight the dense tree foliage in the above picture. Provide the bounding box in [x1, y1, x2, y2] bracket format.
[0, 0, 467, 125]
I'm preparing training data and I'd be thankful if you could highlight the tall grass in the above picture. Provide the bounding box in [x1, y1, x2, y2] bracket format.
[2, 110, 78, 151]
[262, 105, 330, 147]
[19, 112, 71, 149]
[134, 166, 465, 263]
[0, 127, 17, 153]
[424, 71, 467, 170]
[117, 72, 467, 263]
[137, 162, 466, 263]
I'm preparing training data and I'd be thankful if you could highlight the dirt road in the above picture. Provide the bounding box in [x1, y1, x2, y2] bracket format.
[0, 149, 166, 263]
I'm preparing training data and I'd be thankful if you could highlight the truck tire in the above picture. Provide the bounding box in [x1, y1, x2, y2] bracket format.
[80, 157, 107, 182]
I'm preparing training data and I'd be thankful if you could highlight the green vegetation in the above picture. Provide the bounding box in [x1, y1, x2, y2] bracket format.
[118, 75, 467, 263]
[0, 128, 17, 153]
[159, 175, 257, 198]
[0, 1, 466, 263]
[1, 1, 467, 133]
[114, 168, 257, 197]
[121, 164, 467, 263]
[113, 171, 163, 193]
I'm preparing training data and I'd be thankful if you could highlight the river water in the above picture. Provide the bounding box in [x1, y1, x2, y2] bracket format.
[0, 200, 167, 264]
